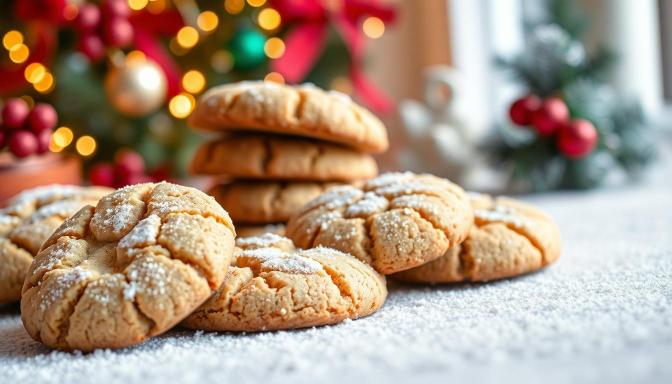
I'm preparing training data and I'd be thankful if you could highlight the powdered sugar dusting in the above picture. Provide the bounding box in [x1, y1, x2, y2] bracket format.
[0, 214, 20, 227]
[28, 200, 88, 223]
[345, 192, 388, 217]
[39, 267, 92, 311]
[475, 204, 525, 228]
[365, 172, 415, 189]
[238, 248, 323, 274]
[236, 233, 290, 249]
[102, 204, 138, 232]
[304, 186, 363, 211]
[127, 259, 170, 300]
[119, 214, 161, 250]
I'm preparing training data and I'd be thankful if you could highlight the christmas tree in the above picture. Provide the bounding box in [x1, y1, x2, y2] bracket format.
[0, 0, 395, 188]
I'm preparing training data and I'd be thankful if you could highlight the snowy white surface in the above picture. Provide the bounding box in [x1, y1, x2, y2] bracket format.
[1, 172, 671, 384]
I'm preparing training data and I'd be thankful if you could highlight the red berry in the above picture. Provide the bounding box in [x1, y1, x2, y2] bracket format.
[89, 163, 117, 187]
[531, 97, 570, 135]
[28, 103, 58, 133]
[103, 18, 134, 48]
[2, 98, 30, 130]
[115, 150, 145, 178]
[76, 4, 101, 31]
[78, 33, 106, 61]
[557, 119, 598, 158]
[9, 130, 38, 158]
[508, 95, 540, 126]
[35, 129, 52, 154]
[101, 0, 130, 18]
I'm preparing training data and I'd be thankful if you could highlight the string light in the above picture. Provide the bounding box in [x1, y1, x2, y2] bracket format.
[52, 127, 74, 147]
[24, 63, 47, 84]
[2, 30, 23, 50]
[362, 16, 385, 39]
[169, 93, 195, 118]
[34, 72, 55, 93]
[247, 0, 266, 7]
[211, 50, 233, 73]
[147, 0, 167, 14]
[197, 11, 219, 32]
[176, 26, 199, 49]
[49, 139, 64, 153]
[128, 0, 148, 11]
[126, 50, 146, 62]
[264, 72, 284, 84]
[182, 70, 206, 93]
[9, 44, 29, 63]
[264, 37, 285, 59]
[225, 0, 245, 14]
[76, 135, 97, 156]
[258, 8, 281, 30]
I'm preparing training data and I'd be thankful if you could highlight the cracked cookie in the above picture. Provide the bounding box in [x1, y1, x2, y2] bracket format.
[209, 181, 342, 224]
[190, 134, 378, 181]
[286, 172, 473, 275]
[188, 81, 389, 153]
[391, 193, 561, 283]
[236, 224, 286, 238]
[182, 233, 387, 332]
[20, 182, 236, 351]
[0, 185, 112, 304]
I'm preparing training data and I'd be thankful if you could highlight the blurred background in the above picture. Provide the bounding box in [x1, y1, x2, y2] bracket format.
[0, 0, 669, 200]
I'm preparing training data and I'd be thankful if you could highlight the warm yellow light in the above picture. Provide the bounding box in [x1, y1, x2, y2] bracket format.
[53, 127, 74, 147]
[147, 0, 166, 14]
[176, 26, 199, 49]
[128, 0, 148, 11]
[247, 0, 266, 7]
[264, 37, 285, 59]
[76, 135, 97, 156]
[63, 4, 79, 21]
[197, 11, 219, 32]
[224, 0, 245, 14]
[169, 93, 195, 118]
[24, 63, 47, 84]
[182, 70, 206, 93]
[9, 44, 29, 63]
[264, 72, 285, 84]
[49, 139, 64, 153]
[34, 72, 54, 93]
[362, 16, 385, 39]
[2, 30, 23, 50]
[126, 50, 146, 62]
[258, 8, 281, 30]
[211, 50, 233, 73]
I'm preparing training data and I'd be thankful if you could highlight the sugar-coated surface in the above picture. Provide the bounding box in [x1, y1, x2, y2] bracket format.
[1, 172, 671, 383]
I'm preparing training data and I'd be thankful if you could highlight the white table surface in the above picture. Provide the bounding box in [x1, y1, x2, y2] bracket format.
[1, 165, 671, 384]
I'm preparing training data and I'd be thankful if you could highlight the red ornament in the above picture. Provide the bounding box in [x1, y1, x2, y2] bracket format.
[89, 163, 117, 187]
[76, 4, 102, 31]
[557, 119, 598, 158]
[531, 97, 569, 135]
[9, 131, 38, 158]
[115, 150, 145, 179]
[2, 98, 30, 130]
[509, 95, 541, 126]
[78, 33, 106, 61]
[28, 103, 58, 133]
[103, 18, 134, 47]
[101, 0, 131, 19]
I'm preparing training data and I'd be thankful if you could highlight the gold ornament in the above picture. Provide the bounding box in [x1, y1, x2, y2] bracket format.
[105, 56, 167, 117]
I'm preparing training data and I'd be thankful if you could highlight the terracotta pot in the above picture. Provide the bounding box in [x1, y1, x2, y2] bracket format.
[0, 153, 82, 206]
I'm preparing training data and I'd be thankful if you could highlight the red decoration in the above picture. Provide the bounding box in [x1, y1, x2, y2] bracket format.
[28, 103, 58, 133]
[509, 95, 540, 126]
[103, 17, 134, 48]
[2, 98, 30, 130]
[35, 129, 52, 154]
[76, 4, 102, 31]
[115, 150, 145, 179]
[269, 0, 396, 113]
[89, 163, 117, 187]
[101, 0, 131, 19]
[531, 97, 569, 135]
[8, 131, 38, 158]
[78, 33, 106, 61]
[557, 119, 598, 158]
[89, 150, 167, 188]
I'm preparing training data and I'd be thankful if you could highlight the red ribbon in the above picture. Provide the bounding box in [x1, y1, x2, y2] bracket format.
[270, 0, 396, 113]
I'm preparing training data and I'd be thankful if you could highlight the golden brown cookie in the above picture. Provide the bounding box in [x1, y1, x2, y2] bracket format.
[20, 182, 236, 351]
[286, 172, 473, 275]
[236, 223, 286, 238]
[209, 181, 342, 224]
[391, 193, 561, 283]
[0, 185, 112, 304]
[182, 233, 387, 331]
[188, 81, 389, 153]
[190, 134, 378, 181]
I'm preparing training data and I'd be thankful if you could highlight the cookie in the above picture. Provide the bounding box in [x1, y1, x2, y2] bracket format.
[391, 193, 561, 283]
[286, 172, 473, 274]
[188, 81, 389, 153]
[182, 233, 387, 331]
[236, 224, 286, 238]
[190, 134, 378, 181]
[209, 181, 342, 224]
[21, 182, 236, 351]
[0, 185, 112, 304]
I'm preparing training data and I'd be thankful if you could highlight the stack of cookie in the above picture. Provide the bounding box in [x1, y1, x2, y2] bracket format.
[187, 81, 388, 236]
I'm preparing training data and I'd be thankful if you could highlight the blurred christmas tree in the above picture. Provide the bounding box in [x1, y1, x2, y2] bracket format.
[0, 0, 395, 187]
[497, 0, 656, 191]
